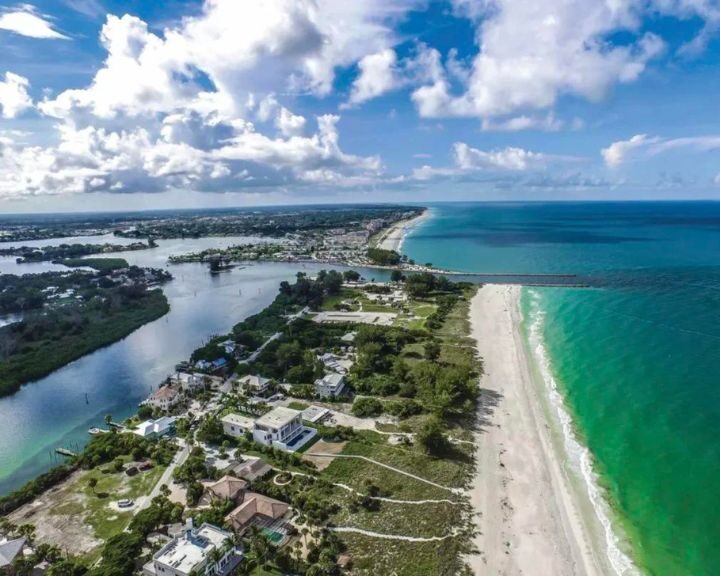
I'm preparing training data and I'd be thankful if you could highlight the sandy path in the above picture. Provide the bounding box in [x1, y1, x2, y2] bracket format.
[467, 285, 607, 576]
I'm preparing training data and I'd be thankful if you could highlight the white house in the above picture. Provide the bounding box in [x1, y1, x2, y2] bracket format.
[132, 416, 177, 440]
[314, 373, 345, 398]
[221, 413, 255, 438]
[170, 372, 205, 392]
[237, 374, 270, 394]
[252, 407, 316, 452]
[142, 521, 241, 576]
[0, 537, 26, 570]
[147, 386, 180, 411]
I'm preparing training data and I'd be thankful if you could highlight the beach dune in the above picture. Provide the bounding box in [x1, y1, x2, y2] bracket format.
[468, 285, 609, 575]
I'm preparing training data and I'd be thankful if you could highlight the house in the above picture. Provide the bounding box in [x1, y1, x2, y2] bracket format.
[205, 476, 247, 504]
[142, 521, 241, 576]
[0, 537, 26, 570]
[147, 386, 180, 411]
[232, 459, 272, 482]
[318, 353, 353, 374]
[314, 373, 345, 398]
[219, 340, 236, 356]
[252, 407, 316, 452]
[132, 416, 177, 440]
[237, 374, 270, 394]
[300, 405, 331, 424]
[221, 413, 255, 438]
[170, 372, 205, 392]
[225, 492, 289, 535]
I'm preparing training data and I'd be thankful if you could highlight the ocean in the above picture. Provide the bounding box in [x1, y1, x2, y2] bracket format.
[404, 202, 720, 576]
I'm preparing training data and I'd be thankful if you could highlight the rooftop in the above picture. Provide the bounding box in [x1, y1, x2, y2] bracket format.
[221, 413, 255, 429]
[154, 523, 232, 574]
[255, 406, 300, 429]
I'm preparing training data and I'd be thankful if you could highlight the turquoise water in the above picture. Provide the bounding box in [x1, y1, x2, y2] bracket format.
[404, 202, 720, 576]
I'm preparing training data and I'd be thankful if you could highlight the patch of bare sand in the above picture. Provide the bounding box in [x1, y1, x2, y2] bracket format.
[302, 440, 347, 471]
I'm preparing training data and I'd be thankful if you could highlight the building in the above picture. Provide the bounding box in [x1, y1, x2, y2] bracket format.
[314, 373, 345, 398]
[252, 407, 316, 452]
[232, 458, 272, 482]
[300, 405, 331, 424]
[147, 386, 180, 411]
[205, 476, 247, 504]
[0, 537, 26, 570]
[225, 493, 289, 536]
[221, 413, 255, 438]
[237, 374, 270, 394]
[132, 416, 177, 440]
[170, 372, 205, 392]
[318, 352, 353, 374]
[143, 522, 241, 576]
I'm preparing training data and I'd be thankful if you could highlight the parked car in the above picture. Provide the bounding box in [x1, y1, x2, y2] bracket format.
[117, 499, 134, 508]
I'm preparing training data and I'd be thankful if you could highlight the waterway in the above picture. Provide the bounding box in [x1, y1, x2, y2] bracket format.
[0, 236, 387, 496]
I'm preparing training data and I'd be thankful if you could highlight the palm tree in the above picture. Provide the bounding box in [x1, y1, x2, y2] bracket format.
[16, 524, 35, 544]
[87, 477, 98, 495]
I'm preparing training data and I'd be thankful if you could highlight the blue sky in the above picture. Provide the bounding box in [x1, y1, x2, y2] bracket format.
[1, 0, 720, 212]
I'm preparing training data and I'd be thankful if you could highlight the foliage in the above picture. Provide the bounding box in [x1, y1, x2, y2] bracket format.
[61, 258, 130, 271]
[0, 464, 76, 515]
[366, 247, 401, 266]
[416, 416, 449, 455]
[351, 397, 384, 418]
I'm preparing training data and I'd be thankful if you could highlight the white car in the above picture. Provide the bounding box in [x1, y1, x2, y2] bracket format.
[117, 499, 134, 508]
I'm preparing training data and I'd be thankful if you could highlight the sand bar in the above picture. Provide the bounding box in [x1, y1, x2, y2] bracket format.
[467, 284, 613, 575]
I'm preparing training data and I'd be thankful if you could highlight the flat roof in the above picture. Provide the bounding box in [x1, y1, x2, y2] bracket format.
[301, 405, 330, 423]
[221, 413, 255, 429]
[255, 406, 300, 429]
[155, 524, 231, 574]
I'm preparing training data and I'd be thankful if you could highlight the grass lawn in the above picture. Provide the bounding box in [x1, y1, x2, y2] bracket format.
[338, 532, 470, 576]
[321, 431, 471, 500]
[320, 288, 361, 311]
[49, 458, 165, 562]
[287, 401, 309, 411]
[331, 492, 461, 539]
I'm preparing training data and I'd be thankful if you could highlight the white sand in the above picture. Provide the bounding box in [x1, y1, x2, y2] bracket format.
[377, 210, 429, 252]
[467, 285, 610, 575]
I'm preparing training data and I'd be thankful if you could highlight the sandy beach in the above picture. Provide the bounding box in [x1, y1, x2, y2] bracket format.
[377, 210, 429, 252]
[467, 285, 611, 576]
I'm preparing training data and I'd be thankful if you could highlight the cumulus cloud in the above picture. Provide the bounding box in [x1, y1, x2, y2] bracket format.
[0, 72, 33, 118]
[0, 6, 68, 39]
[602, 134, 720, 167]
[346, 49, 400, 106]
[412, 0, 667, 119]
[3, 0, 408, 197]
[454, 143, 546, 171]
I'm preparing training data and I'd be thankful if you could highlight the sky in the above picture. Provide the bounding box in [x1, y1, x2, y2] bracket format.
[1, 0, 720, 213]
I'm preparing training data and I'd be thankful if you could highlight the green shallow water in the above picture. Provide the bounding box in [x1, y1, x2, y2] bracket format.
[404, 202, 720, 576]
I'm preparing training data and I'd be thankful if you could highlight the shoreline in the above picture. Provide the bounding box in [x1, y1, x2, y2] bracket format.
[467, 285, 632, 575]
[377, 209, 430, 252]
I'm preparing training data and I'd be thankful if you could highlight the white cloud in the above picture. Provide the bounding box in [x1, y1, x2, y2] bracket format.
[346, 49, 399, 106]
[0, 7, 68, 39]
[602, 134, 720, 167]
[6, 0, 404, 197]
[454, 142, 546, 171]
[276, 107, 306, 137]
[412, 0, 668, 119]
[0, 72, 33, 118]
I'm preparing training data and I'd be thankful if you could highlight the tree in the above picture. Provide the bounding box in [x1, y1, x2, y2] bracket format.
[417, 416, 448, 455]
[424, 340, 441, 361]
[342, 270, 360, 282]
[87, 477, 98, 495]
[104, 414, 112, 427]
[390, 269, 404, 283]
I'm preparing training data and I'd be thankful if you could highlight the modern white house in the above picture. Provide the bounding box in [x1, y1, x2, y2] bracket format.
[132, 416, 177, 440]
[252, 407, 316, 452]
[142, 521, 241, 576]
[237, 374, 270, 394]
[147, 386, 180, 411]
[170, 372, 206, 392]
[221, 413, 255, 438]
[314, 373, 345, 398]
[0, 537, 26, 570]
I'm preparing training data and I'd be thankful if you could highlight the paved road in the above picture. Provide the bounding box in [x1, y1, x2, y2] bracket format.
[130, 440, 190, 518]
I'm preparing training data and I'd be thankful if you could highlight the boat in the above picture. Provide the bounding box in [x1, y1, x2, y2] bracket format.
[88, 427, 107, 435]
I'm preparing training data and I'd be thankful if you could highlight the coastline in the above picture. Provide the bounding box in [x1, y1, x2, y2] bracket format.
[467, 285, 630, 575]
[377, 209, 430, 252]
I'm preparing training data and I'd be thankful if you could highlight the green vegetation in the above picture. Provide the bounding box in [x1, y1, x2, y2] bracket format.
[0, 241, 149, 263]
[366, 247, 401, 266]
[0, 287, 170, 396]
[61, 258, 130, 271]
